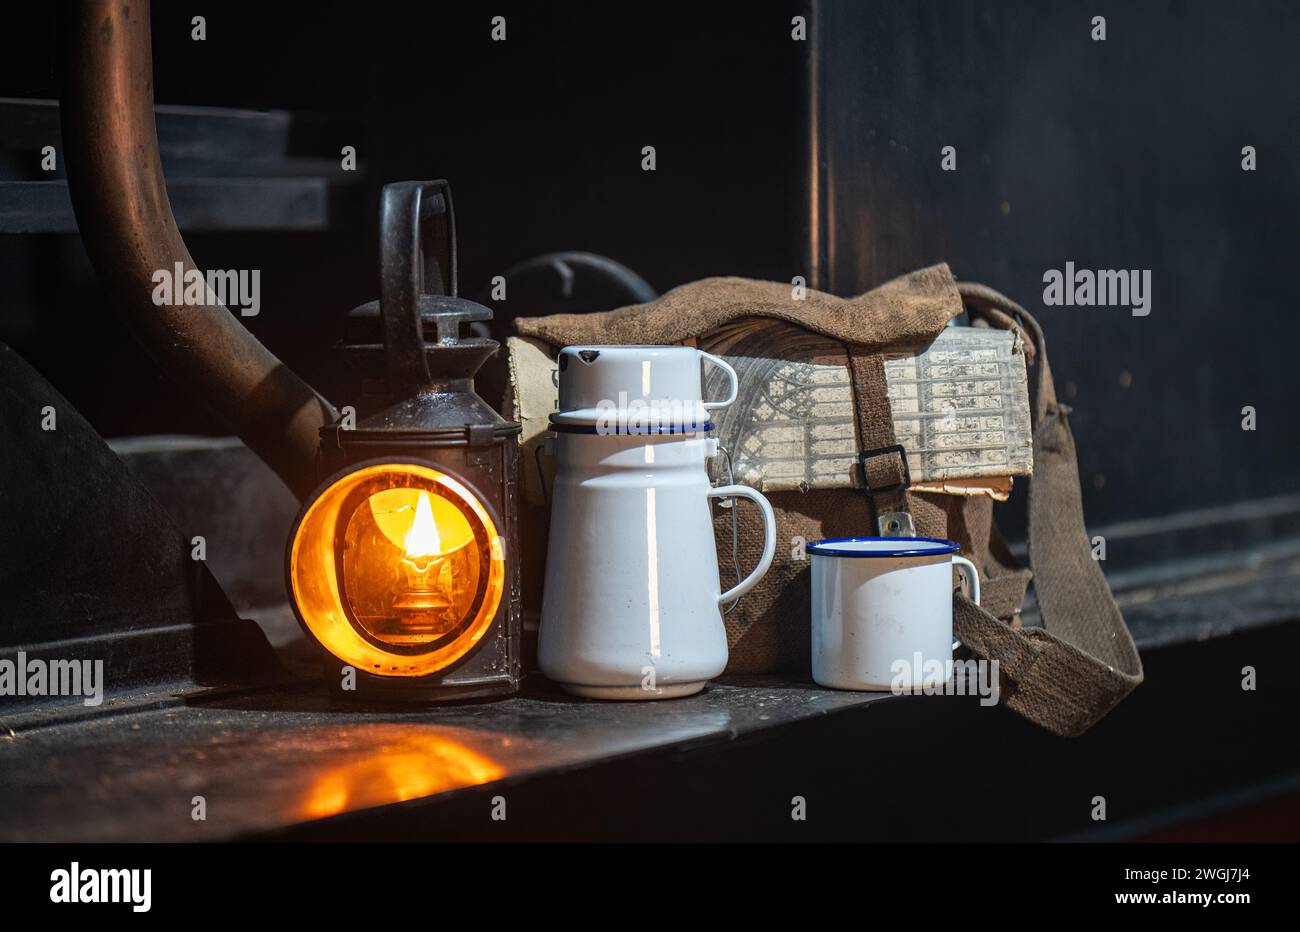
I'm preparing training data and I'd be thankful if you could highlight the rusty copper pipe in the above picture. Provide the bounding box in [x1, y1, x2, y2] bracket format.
[58, 0, 336, 499]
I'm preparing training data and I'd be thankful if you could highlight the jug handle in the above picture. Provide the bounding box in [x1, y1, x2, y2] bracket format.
[700, 352, 739, 411]
[710, 485, 777, 605]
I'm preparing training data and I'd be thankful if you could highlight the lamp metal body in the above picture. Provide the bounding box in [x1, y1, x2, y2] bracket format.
[288, 181, 522, 699]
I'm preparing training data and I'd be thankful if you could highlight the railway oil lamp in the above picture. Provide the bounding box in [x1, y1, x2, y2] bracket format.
[287, 181, 522, 698]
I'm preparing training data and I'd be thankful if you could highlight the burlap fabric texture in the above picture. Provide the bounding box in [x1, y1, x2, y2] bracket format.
[516, 264, 1143, 736]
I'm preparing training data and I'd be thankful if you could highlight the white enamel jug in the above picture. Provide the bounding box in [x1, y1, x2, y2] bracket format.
[538, 346, 776, 700]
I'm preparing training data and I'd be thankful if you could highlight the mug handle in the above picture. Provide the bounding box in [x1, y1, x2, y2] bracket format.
[709, 484, 776, 605]
[951, 555, 981, 651]
[700, 351, 739, 411]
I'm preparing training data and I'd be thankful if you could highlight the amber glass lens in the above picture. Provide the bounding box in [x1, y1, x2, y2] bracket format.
[289, 463, 505, 676]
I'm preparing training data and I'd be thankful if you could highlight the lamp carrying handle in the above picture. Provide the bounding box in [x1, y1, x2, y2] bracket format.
[379, 180, 458, 395]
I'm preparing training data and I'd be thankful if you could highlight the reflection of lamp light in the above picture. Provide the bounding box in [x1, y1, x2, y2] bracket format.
[392, 492, 455, 627]
[296, 727, 506, 821]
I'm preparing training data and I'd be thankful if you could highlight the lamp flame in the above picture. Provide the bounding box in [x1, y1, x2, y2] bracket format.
[403, 492, 442, 562]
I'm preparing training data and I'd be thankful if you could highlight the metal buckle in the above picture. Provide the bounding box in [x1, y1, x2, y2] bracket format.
[857, 443, 911, 496]
[858, 444, 915, 536]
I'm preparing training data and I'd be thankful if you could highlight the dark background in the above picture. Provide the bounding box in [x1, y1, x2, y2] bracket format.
[1, 0, 1296, 534]
[0, 0, 1298, 846]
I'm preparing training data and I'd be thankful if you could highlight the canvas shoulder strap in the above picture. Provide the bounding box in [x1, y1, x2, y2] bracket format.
[954, 282, 1144, 737]
[845, 346, 913, 534]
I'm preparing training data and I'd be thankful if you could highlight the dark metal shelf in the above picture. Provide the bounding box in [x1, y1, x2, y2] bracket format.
[2, 562, 1297, 842]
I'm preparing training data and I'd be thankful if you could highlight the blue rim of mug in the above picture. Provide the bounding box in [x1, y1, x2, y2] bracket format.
[806, 536, 961, 558]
